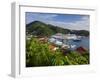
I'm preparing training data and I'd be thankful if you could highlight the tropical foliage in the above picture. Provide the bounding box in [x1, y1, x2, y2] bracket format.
[26, 38, 89, 67]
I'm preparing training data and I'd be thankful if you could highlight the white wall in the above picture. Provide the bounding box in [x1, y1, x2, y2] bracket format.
[0, 0, 100, 80]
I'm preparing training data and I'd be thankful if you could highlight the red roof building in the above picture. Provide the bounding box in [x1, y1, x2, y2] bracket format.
[76, 46, 87, 54]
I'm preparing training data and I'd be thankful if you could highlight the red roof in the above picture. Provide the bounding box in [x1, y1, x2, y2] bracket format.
[76, 47, 87, 54]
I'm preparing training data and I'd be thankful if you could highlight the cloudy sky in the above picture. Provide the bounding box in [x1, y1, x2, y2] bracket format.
[26, 12, 90, 31]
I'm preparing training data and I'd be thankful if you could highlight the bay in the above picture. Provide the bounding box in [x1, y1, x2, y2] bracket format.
[66, 37, 89, 50]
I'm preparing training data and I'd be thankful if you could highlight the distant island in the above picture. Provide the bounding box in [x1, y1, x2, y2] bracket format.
[26, 21, 89, 37]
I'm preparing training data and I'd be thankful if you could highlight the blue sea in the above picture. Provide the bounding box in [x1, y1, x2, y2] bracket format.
[66, 37, 89, 50]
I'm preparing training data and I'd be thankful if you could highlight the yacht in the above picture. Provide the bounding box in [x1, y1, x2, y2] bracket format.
[73, 36, 81, 42]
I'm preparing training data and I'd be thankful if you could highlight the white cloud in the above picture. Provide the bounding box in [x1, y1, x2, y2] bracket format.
[26, 13, 58, 24]
[39, 14, 58, 19]
[42, 16, 89, 31]
[26, 13, 89, 31]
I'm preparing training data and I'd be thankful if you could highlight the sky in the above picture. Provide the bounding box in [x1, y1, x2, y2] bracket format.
[26, 12, 90, 31]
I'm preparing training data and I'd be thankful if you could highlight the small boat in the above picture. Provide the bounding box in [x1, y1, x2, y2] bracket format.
[73, 36, 81, 42]
[73, 39, 81, 42]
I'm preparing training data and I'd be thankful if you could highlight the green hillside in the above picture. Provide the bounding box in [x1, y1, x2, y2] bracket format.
[26, 21, 89, 37]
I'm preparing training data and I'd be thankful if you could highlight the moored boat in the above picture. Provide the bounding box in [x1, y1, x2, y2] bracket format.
[73, 39, 81, 42]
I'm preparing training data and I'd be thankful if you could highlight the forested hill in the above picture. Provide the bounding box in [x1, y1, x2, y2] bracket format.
[26, 21, 89, 37]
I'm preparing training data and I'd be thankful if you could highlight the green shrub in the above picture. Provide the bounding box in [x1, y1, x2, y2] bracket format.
[26, 38, 89, 67]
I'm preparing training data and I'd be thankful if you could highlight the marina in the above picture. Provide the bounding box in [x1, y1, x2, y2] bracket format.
[48, 33, 89, 50]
